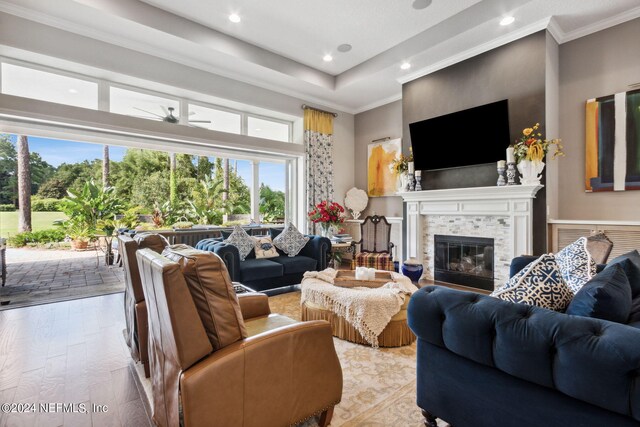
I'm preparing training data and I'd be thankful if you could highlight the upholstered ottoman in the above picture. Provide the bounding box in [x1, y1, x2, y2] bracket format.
[301, 270, 417, 347]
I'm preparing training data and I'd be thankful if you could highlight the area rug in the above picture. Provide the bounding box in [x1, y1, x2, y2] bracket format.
[134, 291, 449, 426]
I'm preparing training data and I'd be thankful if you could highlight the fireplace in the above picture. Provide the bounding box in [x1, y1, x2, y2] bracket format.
[434, 235, 494, 291]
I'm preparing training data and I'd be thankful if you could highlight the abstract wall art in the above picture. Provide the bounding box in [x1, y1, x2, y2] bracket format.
[585, 89, 640, 192]
[367, 138, 401, 197]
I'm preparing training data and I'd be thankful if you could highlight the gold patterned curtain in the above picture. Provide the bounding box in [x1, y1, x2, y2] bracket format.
[304, 108, 334, 233]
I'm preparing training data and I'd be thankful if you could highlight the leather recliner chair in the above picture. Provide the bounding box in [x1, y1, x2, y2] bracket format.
[119, 232, 170, 377]
[136, 245, 343, 427]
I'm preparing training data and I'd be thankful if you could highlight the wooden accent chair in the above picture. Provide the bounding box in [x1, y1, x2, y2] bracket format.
[586, 232, 614, 264]
[352, 215, 395, 271]
[137, 245, 342, 427]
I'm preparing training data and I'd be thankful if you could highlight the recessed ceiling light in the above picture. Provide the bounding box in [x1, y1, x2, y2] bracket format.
[500, 16, 515, 26]
[323, 54, 333, 62]
[229, 13, 241, 23]
[255, 128, 261, 131]
[400, 62, 411, 70]
[337, 44, 352, 53]
[412, 0, 432, 10]
[68, 88, 78, 94]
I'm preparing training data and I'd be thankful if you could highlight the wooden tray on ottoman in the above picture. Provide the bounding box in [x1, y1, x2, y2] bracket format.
[333, 270, 396, 288]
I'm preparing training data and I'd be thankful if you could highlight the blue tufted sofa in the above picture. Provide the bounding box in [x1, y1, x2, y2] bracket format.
[408, 255, 640, 427]
[195, 234, 331, 292]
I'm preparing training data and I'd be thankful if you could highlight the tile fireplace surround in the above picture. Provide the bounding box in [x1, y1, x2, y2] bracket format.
[399, 185, 543, 289]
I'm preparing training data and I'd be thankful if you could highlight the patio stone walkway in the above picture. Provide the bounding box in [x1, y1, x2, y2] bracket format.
[0, 247, 124, 310]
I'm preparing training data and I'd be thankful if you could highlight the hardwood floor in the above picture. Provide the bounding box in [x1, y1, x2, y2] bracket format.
[0, 293, 152, 427]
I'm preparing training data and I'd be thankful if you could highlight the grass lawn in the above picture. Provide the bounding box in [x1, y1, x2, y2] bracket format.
[0, 211, 68, 238]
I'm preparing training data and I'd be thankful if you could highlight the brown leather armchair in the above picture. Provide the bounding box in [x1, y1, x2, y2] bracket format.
[119, 232, 170, 377]
[137, 245, 343, 427]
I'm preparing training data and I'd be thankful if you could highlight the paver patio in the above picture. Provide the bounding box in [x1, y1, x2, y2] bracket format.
[0, 247, 124, 310]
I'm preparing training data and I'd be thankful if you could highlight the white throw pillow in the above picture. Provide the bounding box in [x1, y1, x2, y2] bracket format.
[273, 222, 310, 257]
[491, 254, 573, 312]
[254, 236, 279, 259]
[555, 237, 597, 294]
[224, 225, 255, 261]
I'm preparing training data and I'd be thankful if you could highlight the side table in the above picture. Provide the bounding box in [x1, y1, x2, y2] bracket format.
[330, 242, 355, 269]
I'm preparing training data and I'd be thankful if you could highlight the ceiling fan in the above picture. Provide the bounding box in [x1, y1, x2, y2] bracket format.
[133, 106, 211, 127]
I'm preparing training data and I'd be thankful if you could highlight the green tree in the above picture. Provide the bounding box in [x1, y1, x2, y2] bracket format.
[0, 135, 55, 205]
[0, 135, 16, 204]
[17, 135, 32, 232]
[259, 184, 285, 222]
[37, 178, 68, 199]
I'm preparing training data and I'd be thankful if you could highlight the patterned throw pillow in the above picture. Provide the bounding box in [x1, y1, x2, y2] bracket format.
[491, 254, 574, 312]
[223, 225, 255, 261]
[555, 237, 597, 294]
[273, 222, 310, 257]
[254, 236, 279, 259]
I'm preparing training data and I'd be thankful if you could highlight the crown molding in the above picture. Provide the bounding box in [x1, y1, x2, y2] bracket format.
[397, 17, 552, 85]
[555, 5, 640, 44]
[545, 16, 563, 43]
[352, 93, 403, 115]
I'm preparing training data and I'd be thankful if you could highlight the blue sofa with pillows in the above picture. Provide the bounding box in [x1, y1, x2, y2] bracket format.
[196, 225, 331, 292]
[407, 248, 640, 427]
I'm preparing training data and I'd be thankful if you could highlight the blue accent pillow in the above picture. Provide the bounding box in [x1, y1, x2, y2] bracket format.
[566, 264, 632, 324]
[606, 250, 640, 297]
[269, 227, 283, 239]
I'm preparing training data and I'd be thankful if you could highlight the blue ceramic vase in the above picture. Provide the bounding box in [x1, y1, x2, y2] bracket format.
[401, 260, 424, 282]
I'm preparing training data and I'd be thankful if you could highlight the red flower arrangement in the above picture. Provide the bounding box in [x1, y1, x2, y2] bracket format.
[308, 200, 345, 232]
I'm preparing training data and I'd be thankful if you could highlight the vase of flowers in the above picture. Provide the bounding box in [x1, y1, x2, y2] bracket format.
[308, 200, 345, 239]
[512, 123, 564, 185]
[390, 150, 414, 192]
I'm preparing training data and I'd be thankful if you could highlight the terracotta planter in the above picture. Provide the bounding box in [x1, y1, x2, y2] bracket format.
[71, 240, 89, 251]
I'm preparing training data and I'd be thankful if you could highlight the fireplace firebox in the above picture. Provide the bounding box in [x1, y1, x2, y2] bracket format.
[434, 235, 494, 291]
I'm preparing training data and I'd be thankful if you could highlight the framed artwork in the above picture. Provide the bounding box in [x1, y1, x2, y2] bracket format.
[367, 138, 401, 197]
[585, 89, 640, 192]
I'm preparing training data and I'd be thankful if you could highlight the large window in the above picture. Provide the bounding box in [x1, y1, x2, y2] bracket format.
[110, 87, 179, 122]
[188, 104, 241, 133]
[247, 116, 290, 142]
[1, 63, 98, 109]
[0, 58, 298, 225]
[1, 60, 293, 142]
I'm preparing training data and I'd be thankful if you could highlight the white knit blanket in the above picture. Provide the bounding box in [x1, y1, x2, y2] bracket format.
[301, 268, 418, 347]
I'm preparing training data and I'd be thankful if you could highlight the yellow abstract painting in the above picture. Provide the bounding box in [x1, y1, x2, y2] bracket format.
[368, 138, 401, 197]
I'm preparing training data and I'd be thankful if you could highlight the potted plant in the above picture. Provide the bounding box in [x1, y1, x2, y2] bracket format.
[389, 149, 414, 192]
[66, 220, 92, 251]
[512, 123, 564, 185]
[97, 218, 117, 265]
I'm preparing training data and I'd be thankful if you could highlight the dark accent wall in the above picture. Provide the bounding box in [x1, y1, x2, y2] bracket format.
[402, 30, 547, 254]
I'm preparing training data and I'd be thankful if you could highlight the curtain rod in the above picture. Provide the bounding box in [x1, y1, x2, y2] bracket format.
[301, 104, 338, 117]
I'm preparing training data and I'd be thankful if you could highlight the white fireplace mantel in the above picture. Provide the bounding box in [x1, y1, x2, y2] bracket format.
[399, 185, 543, 282]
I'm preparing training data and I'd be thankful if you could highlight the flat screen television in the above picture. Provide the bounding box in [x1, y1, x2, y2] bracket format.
[409, 99, 510, 171]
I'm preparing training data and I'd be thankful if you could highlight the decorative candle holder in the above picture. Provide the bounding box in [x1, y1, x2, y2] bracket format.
[497, 165, 506, 186]
[415, 171, 422, 191]
[408, 172, 416, 191]
[506, 162, 517, 185]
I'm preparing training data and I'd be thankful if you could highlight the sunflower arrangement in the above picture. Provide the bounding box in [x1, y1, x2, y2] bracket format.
[513, 123, 564, 162]
[389, 149, 414, 175]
